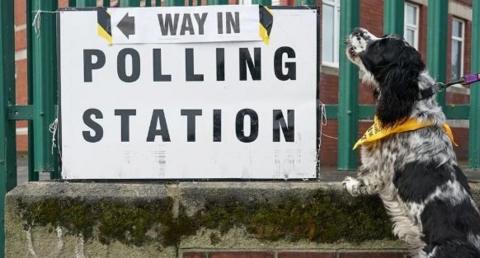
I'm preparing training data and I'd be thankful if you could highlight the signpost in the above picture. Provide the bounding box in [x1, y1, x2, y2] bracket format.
[59, 6, 318, 179]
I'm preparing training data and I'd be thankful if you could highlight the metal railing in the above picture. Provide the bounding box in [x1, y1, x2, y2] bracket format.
[0, 0, 479, 257]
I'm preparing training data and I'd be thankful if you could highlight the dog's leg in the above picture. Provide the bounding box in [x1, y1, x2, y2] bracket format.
[342, 168, 384, 196]
[342, 177, 364, 197]
[381, 191, 424, 251]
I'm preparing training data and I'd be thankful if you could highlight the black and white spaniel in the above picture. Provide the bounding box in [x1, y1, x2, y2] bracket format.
[342, 27, 480, 258]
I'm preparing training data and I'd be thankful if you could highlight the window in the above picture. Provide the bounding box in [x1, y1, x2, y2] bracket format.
[238, 0, 252, 5]
[240, 0, 282, 6]
[404, 2, 419, 49]
[451, 18, 465, 80]
[322, 0, 340, 67]
[271, 0, 281, 5]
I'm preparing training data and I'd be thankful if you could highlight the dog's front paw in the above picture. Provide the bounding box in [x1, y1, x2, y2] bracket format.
[342, 176, 362, 197]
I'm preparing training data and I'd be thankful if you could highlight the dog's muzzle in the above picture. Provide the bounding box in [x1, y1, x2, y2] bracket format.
[346, 27, 375, 58]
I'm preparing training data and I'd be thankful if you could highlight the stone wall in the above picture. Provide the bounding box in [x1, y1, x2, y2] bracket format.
[5, 182, 480, 258]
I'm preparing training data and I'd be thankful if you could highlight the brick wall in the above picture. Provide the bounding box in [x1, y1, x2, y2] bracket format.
[14, 0, 28, 152]
[182, 250, 412, 258]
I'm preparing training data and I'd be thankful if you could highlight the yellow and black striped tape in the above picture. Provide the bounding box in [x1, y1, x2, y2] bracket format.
[97, 8, 112, 44]
[259, 6, 273, 45]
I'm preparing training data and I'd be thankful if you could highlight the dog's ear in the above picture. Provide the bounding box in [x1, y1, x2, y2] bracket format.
[377, 45, 424, 127]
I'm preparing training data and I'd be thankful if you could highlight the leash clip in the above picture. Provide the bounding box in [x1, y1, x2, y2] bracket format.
[436, 82, 447, 92]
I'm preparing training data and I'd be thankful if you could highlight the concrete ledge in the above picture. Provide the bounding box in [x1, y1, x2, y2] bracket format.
[6, 182, 480, 257]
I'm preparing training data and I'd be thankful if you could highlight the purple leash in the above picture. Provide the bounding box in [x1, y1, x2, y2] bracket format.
[442, 73, 480, 88]
[419, 73, 480, 100]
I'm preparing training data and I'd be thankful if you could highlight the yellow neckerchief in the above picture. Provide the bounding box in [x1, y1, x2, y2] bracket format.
[353, 116, 457, 150]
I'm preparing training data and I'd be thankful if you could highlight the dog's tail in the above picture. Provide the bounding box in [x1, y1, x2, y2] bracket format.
[427, 240, 480, 258]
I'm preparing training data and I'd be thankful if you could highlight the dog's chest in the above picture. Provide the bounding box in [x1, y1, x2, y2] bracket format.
[360, 140, 401, 171]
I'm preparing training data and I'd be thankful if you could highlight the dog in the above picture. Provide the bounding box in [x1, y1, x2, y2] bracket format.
[342, 27, 480, 258]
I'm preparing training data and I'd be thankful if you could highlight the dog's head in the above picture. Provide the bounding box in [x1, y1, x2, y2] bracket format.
[346, 28, 426, 127]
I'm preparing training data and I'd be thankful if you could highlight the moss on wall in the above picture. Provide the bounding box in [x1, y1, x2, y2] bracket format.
[15, 189, 394, 247]
[196, 190, 394, 243]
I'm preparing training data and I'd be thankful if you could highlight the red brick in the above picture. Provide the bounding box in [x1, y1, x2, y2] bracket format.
[17, 134, 28, 152]
[58, 0, 71, 8]
[16, 121, 28, 152]
[319, 120, 338, 166]
[319, 73, 339, 104]
[278, 252, 335, 258]
[359, 82, 377, 104]
[209, 252, 274, 258]
[338, 252, 407, 258]
[360, 0, 383, 37]
[15, 30, 26, 51]
[183, 252, 207, 258]
[15, 59, 28, 105]
[14, 58, 28, 153]
[418, 5, 427, 60]
[16, 121, 27, 128]
[446, 91, 469, 104]
[451, 127, 469, 161]
[15, 0, 26, 26]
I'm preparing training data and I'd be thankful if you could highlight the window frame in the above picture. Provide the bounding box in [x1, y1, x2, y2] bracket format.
[404, 2, 419, 49]
[321, 0, 340, 68]
[451, 17, 465, 80]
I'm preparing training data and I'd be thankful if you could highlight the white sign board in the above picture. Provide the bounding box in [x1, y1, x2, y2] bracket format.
[59, 6, 318, 179]
[110, 5, 261, 44]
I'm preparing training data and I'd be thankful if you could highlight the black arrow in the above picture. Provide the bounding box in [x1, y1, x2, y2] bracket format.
[117, 12, 135, 39]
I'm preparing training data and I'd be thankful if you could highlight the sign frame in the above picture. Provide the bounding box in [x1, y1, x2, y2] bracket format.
[56, 5, 321, 180]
